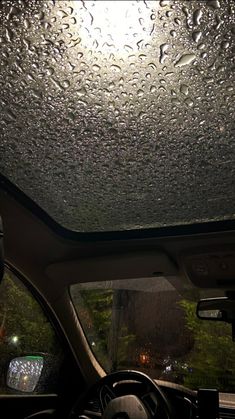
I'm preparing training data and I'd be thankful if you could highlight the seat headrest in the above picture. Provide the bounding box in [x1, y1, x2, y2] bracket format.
[0, 216, 4, 282]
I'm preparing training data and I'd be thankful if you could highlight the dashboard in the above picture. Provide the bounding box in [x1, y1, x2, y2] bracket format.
[76, 379, 198, 419]
[76, 379, 235, 419]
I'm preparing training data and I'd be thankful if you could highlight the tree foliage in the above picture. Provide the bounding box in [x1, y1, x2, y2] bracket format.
[0, 271, 62, 392]
[79, 289, 135, 371]
[177, 300, 235, 391]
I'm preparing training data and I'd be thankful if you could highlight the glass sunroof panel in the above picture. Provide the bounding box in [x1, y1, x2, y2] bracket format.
[0, 0, 234, 232]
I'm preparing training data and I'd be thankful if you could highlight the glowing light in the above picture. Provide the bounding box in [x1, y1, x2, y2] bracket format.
[139, 352, 150, 365]
[73, 1, 156, 54]
[11, 335, 19, 344]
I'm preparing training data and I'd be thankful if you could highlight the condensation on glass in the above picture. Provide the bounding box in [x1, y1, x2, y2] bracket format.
[7, 356, 44, 393]
[0, 0, 234, 231]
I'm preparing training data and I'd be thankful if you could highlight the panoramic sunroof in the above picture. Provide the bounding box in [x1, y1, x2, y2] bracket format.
[0, 0, 234, 232]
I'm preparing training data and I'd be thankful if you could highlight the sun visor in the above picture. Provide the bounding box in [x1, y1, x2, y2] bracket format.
[0, 216, 4, 283]
[46, 251, 178, 285]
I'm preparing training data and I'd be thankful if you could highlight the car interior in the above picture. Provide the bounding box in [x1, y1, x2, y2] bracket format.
[0, 0, 235, 419]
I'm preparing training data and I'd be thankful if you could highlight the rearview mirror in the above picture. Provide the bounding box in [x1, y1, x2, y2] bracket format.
[7, 355, 44, 393]
[197, 297, 235, 341]
[197, 297, 235, 322]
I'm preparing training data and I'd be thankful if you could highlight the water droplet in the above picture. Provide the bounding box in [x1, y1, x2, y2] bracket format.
[27, 72, 35, 81]
[7, 5, 20, 19]
[15, 61, 23, 73]
[214, 14, 223, 30]
[192, 31, 202, 42]
[77, 98, 87, 107]
[171, 98, 180, 105]
[57, 9, 68, 18]
[24, 19, 30, 30]
[70, 17, 77, 25]
[185, 98, 194, 107]
[207, 0, 220, 9]
[159, 43, 169, 64]
[193, 9, 203, 26]
[51, 78, 63, 91]
[197, 43, 205, 50]
[110, 64, 121, 72]
[137, 89, 144, 97]
[31, 89, 42, 99]
[174, 18, 181, 25]
[77, 52, 83, 59]
[182, 6, 189, 18]
[77, 87, 87, 97]
[180, 84, 189, 95]
[138, 111, 147, 119]
[169, 30, 176, 39]
[174, 54, 196, 67]
[148, 62, 157, 70]
[92, 64, 101, 71]
[160, 0, 170, 6]
[6, 109, 16, 121]
[150, 85, 156, 93]
[139, 54, 147, 61]
[209, 61, 216, 71]
[46, 67, 54, 76]
[35, 11, 45, 21]
[124, 44, 133, 53]
[62, 23, 69, 30]
[5, 28, 13, 42]
[67, 6, 74, 15]
[221, 41, 229, 49]
[61, 80, 70, 89]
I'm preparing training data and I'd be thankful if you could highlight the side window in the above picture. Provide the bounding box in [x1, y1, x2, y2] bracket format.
[0, 267, 64, 394]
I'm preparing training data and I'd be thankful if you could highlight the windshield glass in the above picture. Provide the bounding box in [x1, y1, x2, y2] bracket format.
[70, 278, 235, 392]
[0, 0, 234, 232]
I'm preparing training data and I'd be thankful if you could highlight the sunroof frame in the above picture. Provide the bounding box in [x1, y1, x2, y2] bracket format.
[1, 174, 235, 242]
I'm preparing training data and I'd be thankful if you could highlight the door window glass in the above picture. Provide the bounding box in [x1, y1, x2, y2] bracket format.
[0, 268, 63, 394]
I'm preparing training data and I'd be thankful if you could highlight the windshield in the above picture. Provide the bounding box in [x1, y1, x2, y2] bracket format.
[0, 0, 234, 232]
[70, 277, 235, 392]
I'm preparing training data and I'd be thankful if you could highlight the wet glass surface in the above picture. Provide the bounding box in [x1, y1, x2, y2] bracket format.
[71, 278, 235, 392]
[0, 0, 234, 231]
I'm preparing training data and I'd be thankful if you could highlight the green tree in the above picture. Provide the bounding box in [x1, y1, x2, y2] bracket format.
[177, 300, 235, 391]
[78, 289, 136, 371]
[0, 271, 62, 392]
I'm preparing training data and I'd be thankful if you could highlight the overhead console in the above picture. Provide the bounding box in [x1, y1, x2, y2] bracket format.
[182, 246, 235, 289]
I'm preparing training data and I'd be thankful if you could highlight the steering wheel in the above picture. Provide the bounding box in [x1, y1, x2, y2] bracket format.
[72, 370, 175, 419]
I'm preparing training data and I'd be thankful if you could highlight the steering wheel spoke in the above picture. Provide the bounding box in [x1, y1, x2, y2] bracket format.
[99, 384, 116, 412]
[72, 370, 175, 419]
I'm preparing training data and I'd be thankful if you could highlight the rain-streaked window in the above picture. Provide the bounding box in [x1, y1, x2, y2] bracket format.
[71, 277, 235, 392]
